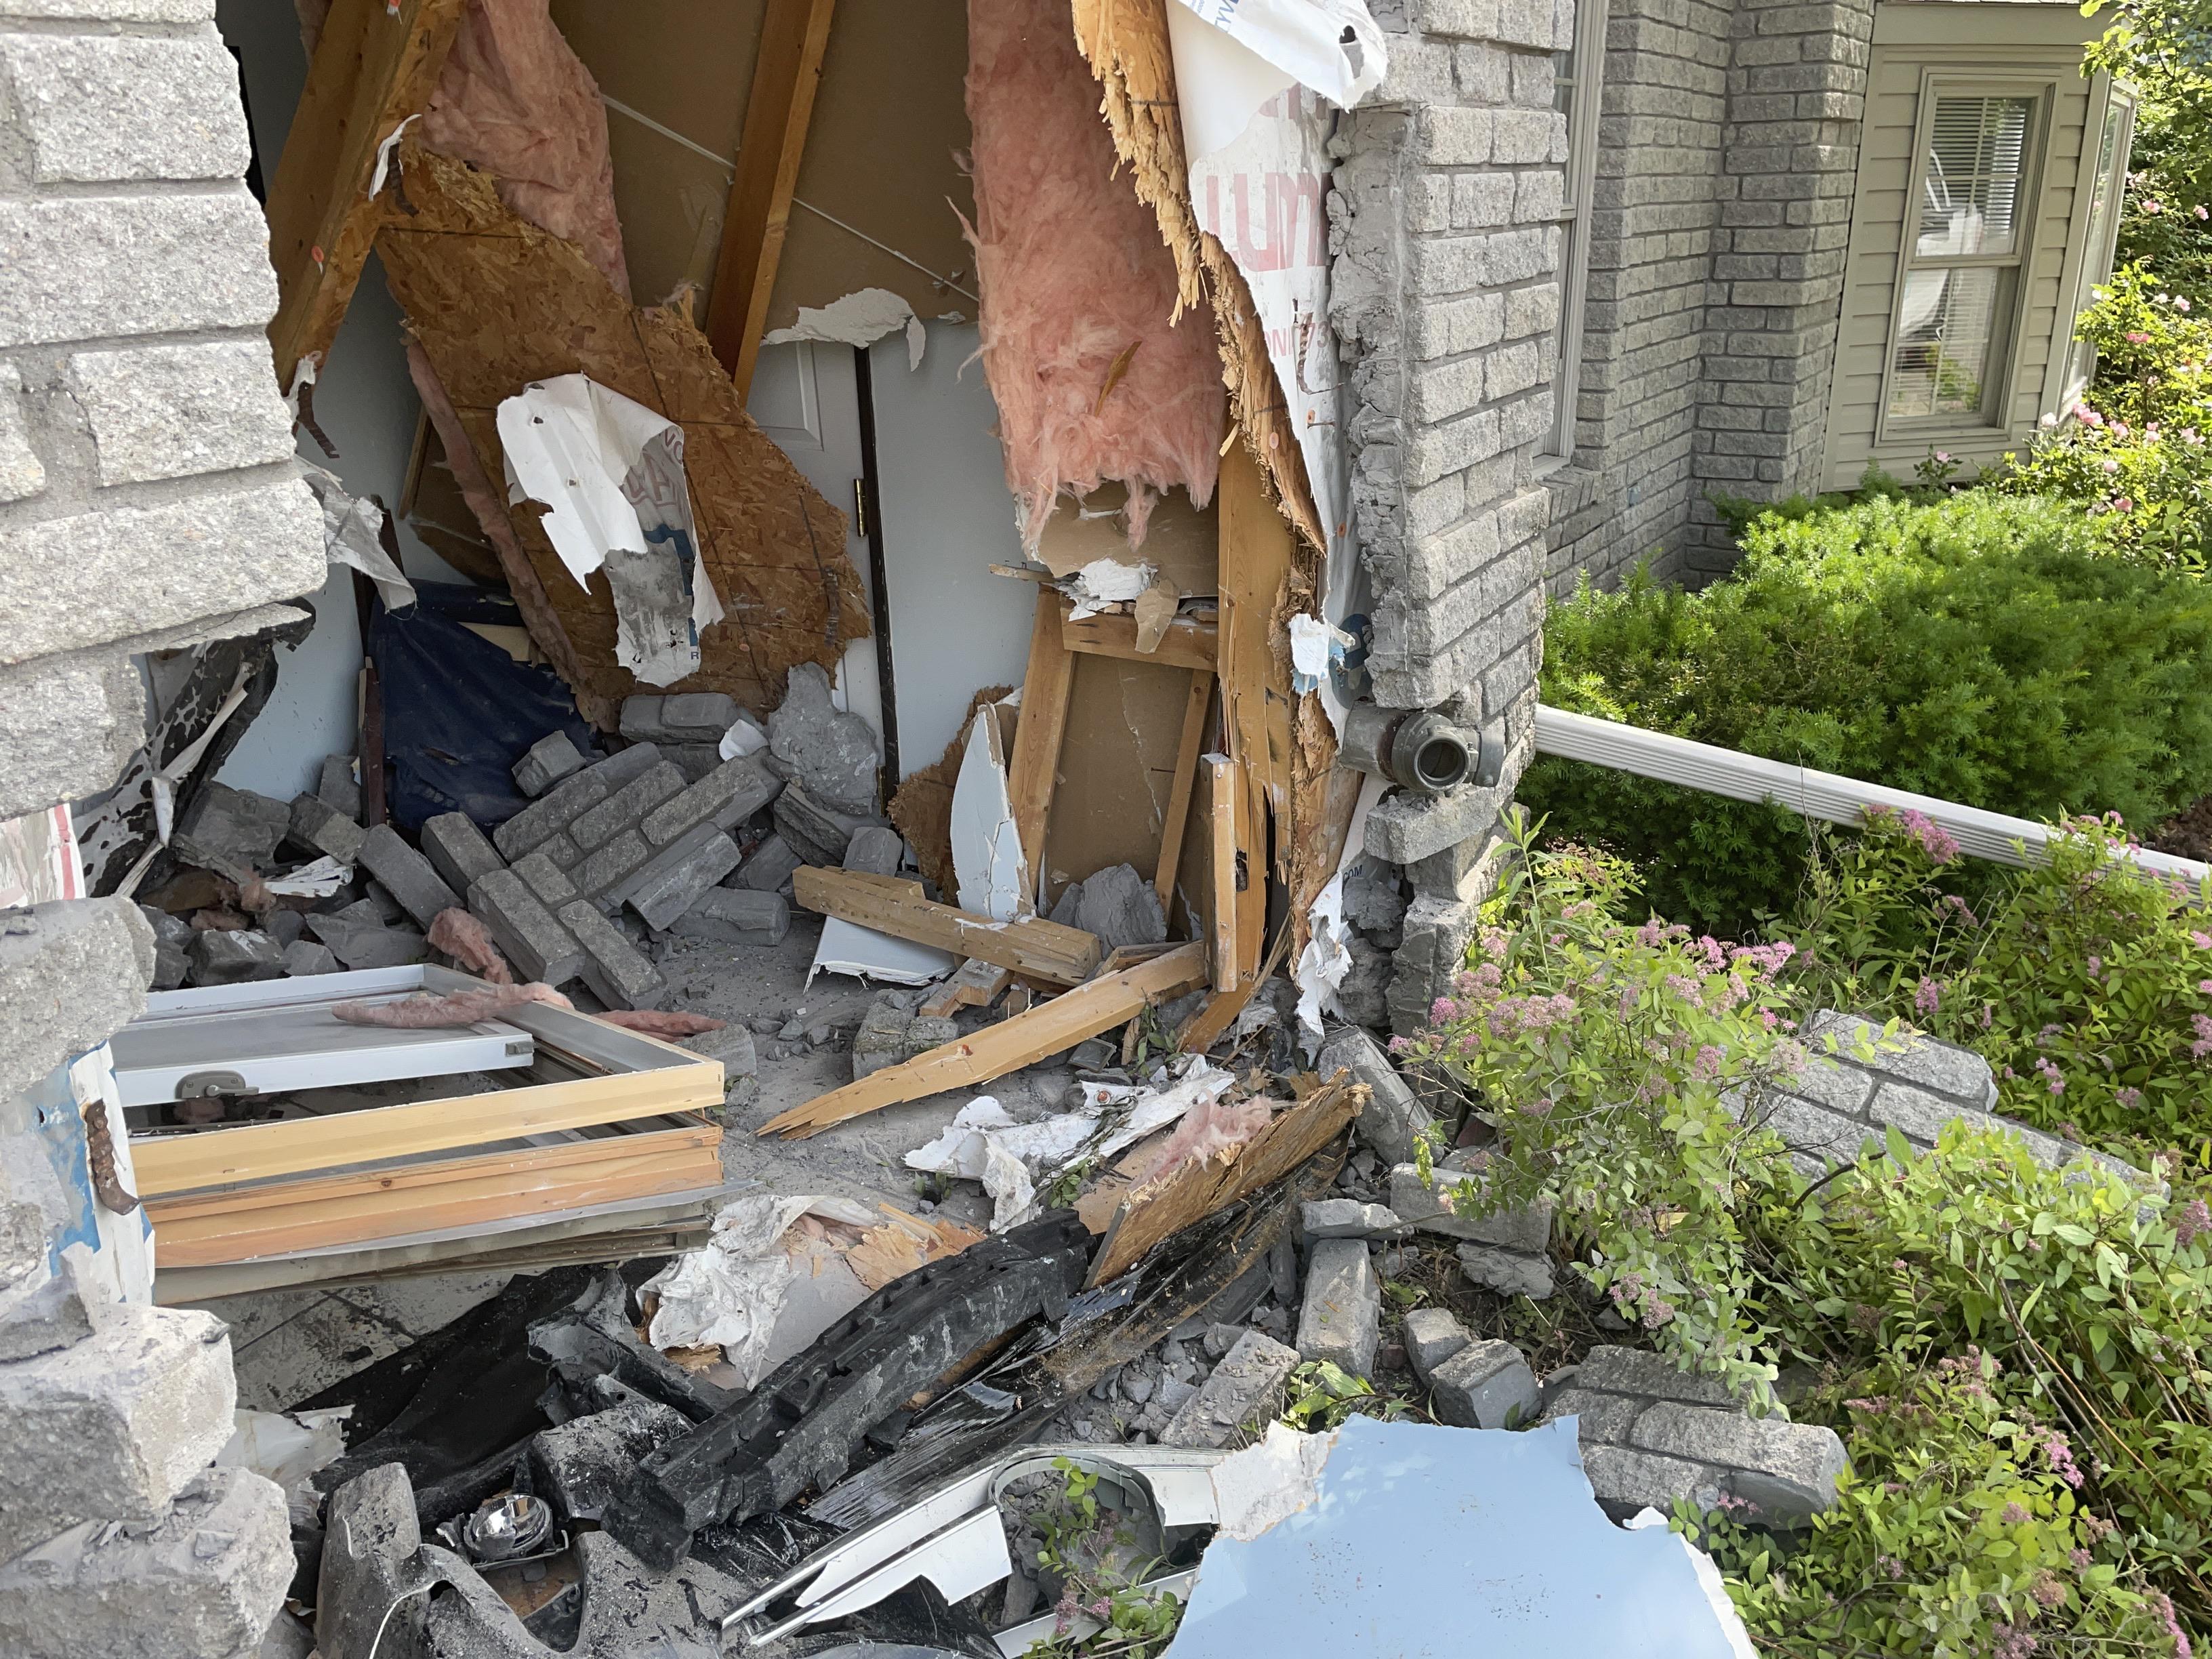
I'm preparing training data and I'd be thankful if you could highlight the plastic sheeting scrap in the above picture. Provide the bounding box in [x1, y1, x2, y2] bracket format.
[1286, 613, 1352, 695]
[302, 464, 416, 613]
[216, 1406, 352, 1511]
[1293, 773, 1385, 1048]
[642, 1194, 880, 1388]
[807, 916, 959, 987]
[1172, 1416, 1759, 1658]
[1167, 0, 1386, 108]
[762, 288, 928, 369]
[718, 712, 769, 761]
[260, 855, 352, 900]
[495, 374, 726, 687]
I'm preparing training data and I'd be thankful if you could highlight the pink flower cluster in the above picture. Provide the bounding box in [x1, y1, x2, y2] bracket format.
[2043, 1432, 2084, 1490]
[2175, 1197, 2211, 1250]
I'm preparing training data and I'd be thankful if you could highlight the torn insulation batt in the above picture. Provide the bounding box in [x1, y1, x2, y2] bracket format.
[964, 0, 1227, 552]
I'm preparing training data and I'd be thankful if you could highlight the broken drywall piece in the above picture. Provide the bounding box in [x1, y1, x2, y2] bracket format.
[302, 464, 415, 613]
[719, 712, 769, 761]
[1288, 613, 1353, 693]
[1292, 773, 1385, 1048]
[495, 373, 725, 687]
[762, 287, 928, 370]
[950, 699, 1028, 922]
[807, 916, 958, 987]
[1134, 573, 1181, 653]
[1208, 1420, 1333, 1541]
[1065, 558, 1154, 620]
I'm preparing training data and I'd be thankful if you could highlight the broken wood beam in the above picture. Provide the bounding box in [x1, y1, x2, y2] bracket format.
[708, 0, 839, 394]
[918, 958, 1015, 1019]
[758, 942, 1208, 1139]
[1006, 588, 1076, 897]
[1153, 670, 1214, 914]
[1061, 607, 1216, 673]
[264, 0, 467, 391]
[792, 867, 1102, 986]
[1086, 1070, 1363, 1286]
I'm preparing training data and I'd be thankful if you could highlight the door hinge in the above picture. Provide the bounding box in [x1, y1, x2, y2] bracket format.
[853, 479, 867, 541]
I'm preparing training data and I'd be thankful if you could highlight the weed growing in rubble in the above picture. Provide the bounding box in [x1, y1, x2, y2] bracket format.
[1393, 818, 1820, 1406]
[1024, 1459, 1185, 1659]
[1279, 1359, 1408, 1432]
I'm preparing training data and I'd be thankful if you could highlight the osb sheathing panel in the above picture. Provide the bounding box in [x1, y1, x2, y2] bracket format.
[378, 143, 869, 716]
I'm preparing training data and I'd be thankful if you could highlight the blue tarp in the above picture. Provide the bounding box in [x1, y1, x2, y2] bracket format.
[368, 583, 598, 834]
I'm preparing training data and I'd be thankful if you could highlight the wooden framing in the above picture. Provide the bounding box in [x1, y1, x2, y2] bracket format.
[263, 0, 466, 391]
[707, 0, 840, 394]
[792, 867, 1103, 985]
[1204, 754, 1237, 993]
[1061, 608, 1217, 673]
[1152, 670, 1214, 912]
[1006, 588, 1078, 896]
[759, 943, 1208, 1139]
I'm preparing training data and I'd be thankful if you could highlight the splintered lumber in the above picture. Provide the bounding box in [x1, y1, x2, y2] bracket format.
[709, 0, 838, 394]
[1204, 754, 1237, 993]
[919, 958, 1015, 1019]
[1086, 1071, 1364, 1286]
[758, 941, 1208, 1139]
[1176, 920, 1292, 1056]
[1153, 670, 1214, 912]
[792, 867, 1102, 985]
[264, 0, 466, 389]
[1006, 589, 1076, 890]
[1061, 607, 1217, 673]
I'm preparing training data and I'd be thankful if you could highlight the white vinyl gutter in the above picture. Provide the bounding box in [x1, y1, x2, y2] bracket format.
[1534, 705, 2212, 885]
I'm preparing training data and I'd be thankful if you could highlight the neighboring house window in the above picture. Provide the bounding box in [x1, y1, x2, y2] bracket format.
[2064, 83, 2137, 400]
[1544, 0, 1608, 464]
[1884, 91, 2042, 428]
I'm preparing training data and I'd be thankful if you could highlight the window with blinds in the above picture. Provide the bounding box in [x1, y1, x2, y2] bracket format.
[1885, 92, 2041, 425]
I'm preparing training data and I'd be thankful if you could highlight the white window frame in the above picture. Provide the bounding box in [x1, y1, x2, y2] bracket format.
[2051, 74, 2137, 409]
[1541, 0, 1610, 468]
[1874, 74, 2057, 441]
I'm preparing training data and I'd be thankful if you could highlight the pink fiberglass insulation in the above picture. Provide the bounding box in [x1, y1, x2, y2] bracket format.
[1128, 1092, 1275, 1192]
[426, 907, 514, 983]
[964, 0, 1225, 550]
[333, 983, 573, 1029]
[594, 1010, 726, 1038]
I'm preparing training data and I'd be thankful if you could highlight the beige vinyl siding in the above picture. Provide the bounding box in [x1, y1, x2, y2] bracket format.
[1820, 7, 2104, 491]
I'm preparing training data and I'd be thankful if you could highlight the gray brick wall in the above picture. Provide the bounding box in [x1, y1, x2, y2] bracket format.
[0, 0, 323, 823]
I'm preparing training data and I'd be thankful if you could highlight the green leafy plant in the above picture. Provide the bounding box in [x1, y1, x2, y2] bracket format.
[1523, 491, 2212, 928]
[1279, 1360, 1401, 1431]
[1025, 1459, 1186, 1659]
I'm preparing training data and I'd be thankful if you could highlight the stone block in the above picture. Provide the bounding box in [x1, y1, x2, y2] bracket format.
[65, 340, 293, 485]
[1574, 1344, 1745, 1408]
[0, 192, 280, 348]
[538, 830, 581, 870]
[731, 834, 803, 893]
[316, 754, 361, 818]
[682, 1025, 758, 1079]
[1630, 1401, 1846, 1524]
[621, 692, 737, 743]
[1300, 1199, 1406, 1239]
[510, 850, 577, 908]
[0, 363, 44, 501]
[303, 912, 427, 970]
[0, 1303, 234, 1547]
[641, 756, 781, 847]
[512, 731, 586, 798]
[1427, 1337, 1538, 1429]
[571, 827, 652, 899]
[286, 792, 363, 865]
[468, 869, 583, 985]
[1456, 1241, 1555, 1299]
[188, 928, 283, 985]
[280, 939, 341, 977]
[621, 825, 744, 931]
[1160, 1330, 1301, 1448]
[851, 1002, 911, 1080]
[773, 782, 880, 867]
[1817, 1012, 1996, 1107]
[558, 900, 667, 1011]
[588, 741, 668, 791]
[1389, 1165, 1552, 1251]
[669, 743, 722, 782]
[493, 767, 612, 861]
[0, 33, 249, 185]
[419, 812, 505, 897]
[0, 1254, 91, 1362]
[1401, 1307, 1470, 1383]
[0, 1466, 290, 1659]
[1778, 1052, 1877, 1115]
[1049, 861, 1166, 952]
[171, 782, 289, 873]
[1295, 1237, 1380, 1376]
[766, 662, 880, 813]
[1317, 1027, 1435, 1166]
[1578, 1443, 1722, 1516]
[1866, 1082, 1997, 1149]
[0, 653, 143, 821]
[668, 888, 790, 947]
[572, 762, 686, 852]
[356, 824, 461, 929]
[841, 824, 905, 876]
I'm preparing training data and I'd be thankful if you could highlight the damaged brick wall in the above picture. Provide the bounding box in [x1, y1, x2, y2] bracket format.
[0, 0, 320, 1647]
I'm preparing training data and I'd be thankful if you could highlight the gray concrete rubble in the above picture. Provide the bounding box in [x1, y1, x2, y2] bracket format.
[1318, 1026, 1435, 1166]
[512, 731, 586, 797]
[170, 783, 289, 874]
[1160, 1330, 1302, 1448]
[1047, 861, 1167, 951]
[1429, 1337, 1538, 1429]
[1539, 1346, 1847, 1525]
[1402, 1306, 1471, 1382]
[764, 662, 881, 814]
[1294, 1238, 1380, 1376]
[1301, 1198, 1406, 1240]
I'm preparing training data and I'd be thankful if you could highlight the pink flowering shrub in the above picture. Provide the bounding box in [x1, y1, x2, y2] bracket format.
[1394, 820, 1816, 1404]
[1994, 266, 2212, 566]
[1790, 810, 2212, 1151]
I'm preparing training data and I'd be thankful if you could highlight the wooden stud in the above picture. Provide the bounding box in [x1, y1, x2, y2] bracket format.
[1006, 589, 1077, 901]
[264, 0, 467, 392]
[1214, 442, 1297, 844]
[1153, 672, 1214, 914]
[707, 0, 840, 394]
[793, 867, 1102, 985]
[919, 959, 1015, 1019]
[1060, 609, 1217, 673]
[1204, 754, 1238, 994]
[758, 943, 1207, 1138]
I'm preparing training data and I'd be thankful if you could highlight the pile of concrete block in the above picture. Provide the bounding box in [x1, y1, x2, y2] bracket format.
[0, 1204, 291, 1659]
[1389, 1161, 1556, 1298]
[1536, 1345, 1847, 1527]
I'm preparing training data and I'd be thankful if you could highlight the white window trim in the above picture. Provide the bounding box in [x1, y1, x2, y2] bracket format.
[1540, 0, 1610, 470]
[1872, 72, 2057, 443]
[2046, 72, 2135, 413]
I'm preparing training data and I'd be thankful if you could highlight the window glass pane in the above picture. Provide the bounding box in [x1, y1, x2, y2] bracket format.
[2068, 95, 2131, 390]
[1917, 96, 2034, 258]
[1889, 266, 2007, 420]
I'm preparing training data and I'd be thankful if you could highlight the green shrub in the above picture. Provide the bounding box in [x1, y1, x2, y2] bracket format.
[1787, 811, 2212, 1156]
[1525, 491, 2212, 929]
[1992, 266, 2212, 565]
